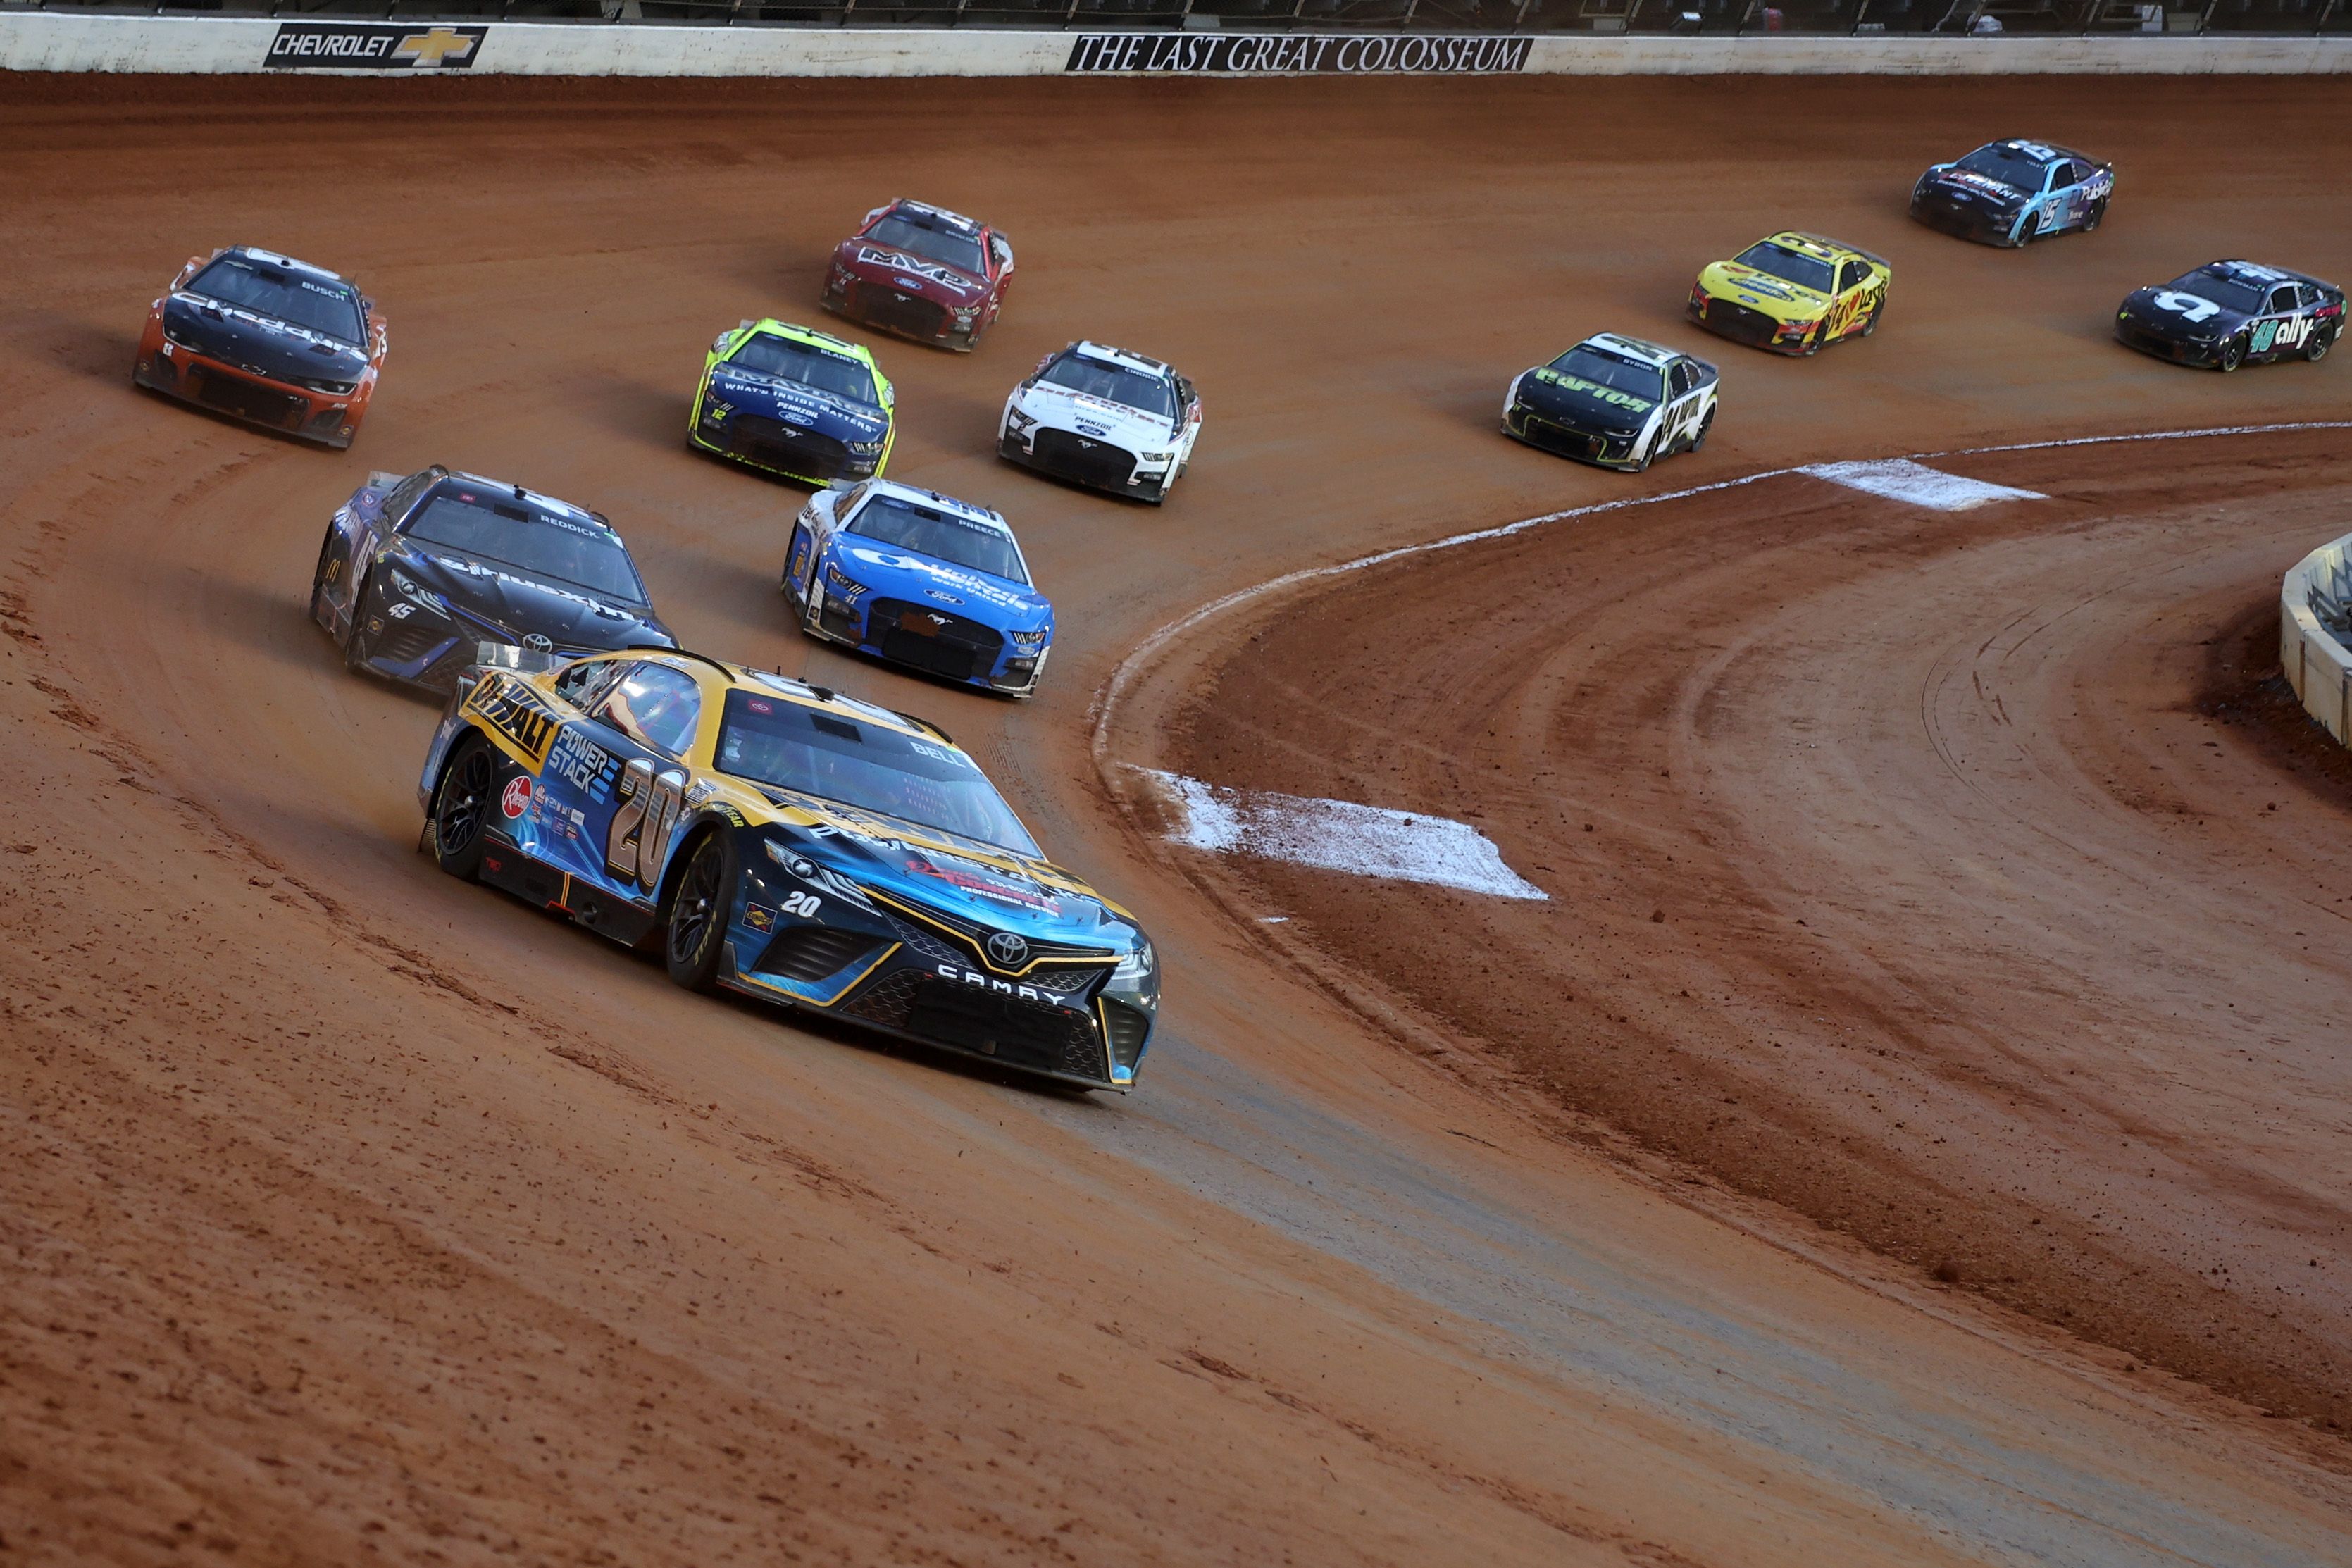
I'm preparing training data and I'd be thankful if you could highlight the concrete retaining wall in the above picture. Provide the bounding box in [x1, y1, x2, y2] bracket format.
[4, 13, 2351, 77]
[2281, 535, 2352, 745]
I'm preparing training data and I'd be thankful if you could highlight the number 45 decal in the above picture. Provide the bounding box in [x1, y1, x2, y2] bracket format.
[606, 758, 687, 893]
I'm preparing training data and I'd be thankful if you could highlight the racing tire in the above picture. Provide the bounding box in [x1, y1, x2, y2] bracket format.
[665, 832, 737, 993]
[1631, 433, 1660, 474]
[342, 573, 378, 673]
[429, 735, 497, 882]
[2015, 213, 2040, 248]
[2219, 335, 2246, 373]
[309, 530, 338, 628]
[1691, 406, 1715, 452]
[2308, 332, 2333, 364]
[2083, 199, 2105, 233]
[1861, 301, 1884, 339]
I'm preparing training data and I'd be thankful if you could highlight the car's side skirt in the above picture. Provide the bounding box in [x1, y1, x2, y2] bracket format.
[478, 836, 660, 947]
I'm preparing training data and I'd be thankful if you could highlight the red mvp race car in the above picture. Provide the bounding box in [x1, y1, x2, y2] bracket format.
[133, 245, 387, 449]
[821, 199, 1014, 353]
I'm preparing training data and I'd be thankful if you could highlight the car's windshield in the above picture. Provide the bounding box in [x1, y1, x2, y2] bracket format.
[404, 486, 649, 604]
[1544, 348, 1665, 407]
[1954, 144, 2048, 192]
[865, 214, 987, 277]
[1038, 354, 1176, 418]
[716, 691, 1040, 856]
[727, 332, 878, 405]
[844, 495, 1028, 585]
[1732, 241, 1836, 294]
[2175, 267, 2272, 314]
[186, 254, 365, 344]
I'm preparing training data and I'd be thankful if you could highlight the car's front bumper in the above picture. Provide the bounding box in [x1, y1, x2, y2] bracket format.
[804, 590, 1045, 698]
[2115, 318, 2220, 366]
[135, 336, 361, 447]
[1687, 294, 1814, 356]
[823, 277, 980, 349]
[1502, 404, 1643, 470]
[693, 401, 882, 486]
[1910, 194, 2019, 246]
[997, 426, 1169, 501]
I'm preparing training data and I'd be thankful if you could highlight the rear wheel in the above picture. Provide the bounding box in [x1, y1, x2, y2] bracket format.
[2083, 199, 2106, 232]
[430, 735, 497, 881]
[665, 833, 737, 991]
[1691, 406, 1715, 452]
[2308, 331, 2333, 363]
[1860, 300, 1884, 338]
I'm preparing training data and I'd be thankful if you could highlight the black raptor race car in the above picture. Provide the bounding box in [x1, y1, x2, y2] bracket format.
[2114, 259, 2345, 371]
[311, 466, 676, 693]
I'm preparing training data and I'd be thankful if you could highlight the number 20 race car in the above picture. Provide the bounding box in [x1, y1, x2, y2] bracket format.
[2114, 259, 2344, 371]
[821, 199, 1014, 353]
[1688, 231, 1890, 357]
[1910, 139, 2114, 248]
[418, 647, 1159, 1090]
[133, 245, 387, 449]
[1502, 332, 1717, 472]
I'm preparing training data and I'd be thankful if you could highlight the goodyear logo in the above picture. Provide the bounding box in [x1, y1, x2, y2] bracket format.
[466, 673, 562, 771]
[264, 23, 487, 70]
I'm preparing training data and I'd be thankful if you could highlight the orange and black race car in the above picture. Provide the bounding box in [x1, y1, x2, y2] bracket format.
[133, 245, 387, 449]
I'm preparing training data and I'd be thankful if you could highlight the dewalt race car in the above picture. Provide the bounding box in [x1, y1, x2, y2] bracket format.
[2115, 259, 2344, 371]
[689, 319, 895, 486]
[1502, 332, 1717, 472]
[1688, 232, 1890, 356]
[417, 647, 1159, 1090]
[1911, 139, 2113, 248]
[133, 244, 387, 448]
[821, 199, 1014, 353]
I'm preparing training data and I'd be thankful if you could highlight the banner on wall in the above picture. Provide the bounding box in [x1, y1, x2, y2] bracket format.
[263, 23, 489, 70]
[1064, 32, 1533, 75]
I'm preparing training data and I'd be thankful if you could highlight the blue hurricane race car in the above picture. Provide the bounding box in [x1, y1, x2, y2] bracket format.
[689, 318, 896, 486]
[783, 478, 1053, 699]
[417, 647, 1158, 1090]
[1910, 138, 2114, 248]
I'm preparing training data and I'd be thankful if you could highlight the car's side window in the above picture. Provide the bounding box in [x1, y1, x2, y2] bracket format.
[1836, 261, 1862, 293]
[2297, 284, 2325, 309]
[1669, 361, 1696, 398]
[554, 658, 625, 711]
[2268, 285, 2301, 315]
[592, 665, 701, 758]
[382, 470, 436, 528]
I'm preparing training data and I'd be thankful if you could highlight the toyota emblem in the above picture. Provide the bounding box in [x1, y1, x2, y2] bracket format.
[985, 932, 1028, 968]
[522, 633, 553, 652]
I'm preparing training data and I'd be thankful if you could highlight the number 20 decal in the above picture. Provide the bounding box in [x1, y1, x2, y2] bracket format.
[780, 891, 822, 919]
[605, 758, 688, 892]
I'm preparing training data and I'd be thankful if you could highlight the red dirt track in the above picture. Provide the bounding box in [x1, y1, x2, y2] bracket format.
[6, 72, 2352, 1566]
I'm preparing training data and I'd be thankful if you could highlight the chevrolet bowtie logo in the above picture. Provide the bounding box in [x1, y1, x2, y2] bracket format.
[394, 27, 478, 67]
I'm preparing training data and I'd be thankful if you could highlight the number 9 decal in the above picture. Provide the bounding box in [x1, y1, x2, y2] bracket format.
[605, 759, 690, 892]
[2153, 291, 2222, 324]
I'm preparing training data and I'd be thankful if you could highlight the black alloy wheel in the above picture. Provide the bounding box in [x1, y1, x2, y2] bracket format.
[666, 833, 736, 991]
[2219, 335, 2246, 373]
[2016, 213, 2040, 247]
[431, 735, 496, 880]
[309, 530, 337, 623]
[2084, 199, 2105, 232]
[1691, 406, 1715, 452]
[2308, 331, 2332, 364]
[1861, 301, 1884, 338]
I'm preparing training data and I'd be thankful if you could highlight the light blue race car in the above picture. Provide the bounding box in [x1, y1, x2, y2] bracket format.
[1910, 138, 2114, 249]
[782, 479, 1053, 699]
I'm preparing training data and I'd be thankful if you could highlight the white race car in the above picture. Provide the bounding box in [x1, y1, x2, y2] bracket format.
[996, 342, 1202, 505]
[1502, 332, 1717, 473]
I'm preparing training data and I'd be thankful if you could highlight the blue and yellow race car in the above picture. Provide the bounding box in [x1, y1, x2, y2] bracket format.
[783, 479, 1054, 699]
[689, 318, 895, 486]
[418, 647, 1159, 1090]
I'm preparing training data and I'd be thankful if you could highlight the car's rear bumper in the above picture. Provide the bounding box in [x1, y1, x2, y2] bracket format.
[135, 340, 360, 447]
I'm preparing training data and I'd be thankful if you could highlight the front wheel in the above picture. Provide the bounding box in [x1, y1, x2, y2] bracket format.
[430, 734, 497, 881]
[310, 530, 339, 628]
[342, 573, 377, 673]
[2218, 335, 2246, 373]
[1631, 433, 1658, 473]
[665, 833, 738, 991]
[2015, 213, 2041, 248]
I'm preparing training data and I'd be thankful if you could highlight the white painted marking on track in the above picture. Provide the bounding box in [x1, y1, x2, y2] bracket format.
[1138, 769, 1548, 900]
[1799, 457, 2046, 511]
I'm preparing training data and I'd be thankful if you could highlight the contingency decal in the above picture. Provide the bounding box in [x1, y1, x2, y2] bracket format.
[464, 673, 563, 771]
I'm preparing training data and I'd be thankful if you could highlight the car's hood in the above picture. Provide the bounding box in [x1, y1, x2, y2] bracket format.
[831, 540, 1050, 629]
[1703, 261, 1829, 315]
[1921, 166, 2030, 207]
[163, 292, 368, 385]
[2119, 285, 2247, 335]
[1016, 381, 1177, 445]
[1515, 366, 1659, 430]
[705, 364, 889, 440]
[397, 545, 672, 650]
[756, 790, 1140, 947]
[840, 241, 986, 302]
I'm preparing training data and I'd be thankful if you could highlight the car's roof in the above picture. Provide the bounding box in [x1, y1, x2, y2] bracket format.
[1977, 137, 2098, 166]
[2194, 258, 2329, 289]
[883, 198, 985, 235]
[223, 245, 352, 286]
[576, 646, 955, 745]
[1068, 340, 1174, 378]
[422, 471, 618, 533]
[853, 477, 1012, 534]
[1581, 332, 1678, 368]
[738, 318, 876, 364]
[1764, 230, 1891, 270]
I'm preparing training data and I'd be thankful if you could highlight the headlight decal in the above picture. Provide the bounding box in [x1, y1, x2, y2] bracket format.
[822, 562, 869, 601]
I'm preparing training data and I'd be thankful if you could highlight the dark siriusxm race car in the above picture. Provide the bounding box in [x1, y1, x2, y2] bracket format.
[1910, 139, 2114, 248]
[783, 479, 1054, 698]
[688, 318, 896, 486]
[133, 244, 389, 448]
[311, 466, 675, 693]
[2115, 259, 2345, 371]
[418, 648, 1159, 1090]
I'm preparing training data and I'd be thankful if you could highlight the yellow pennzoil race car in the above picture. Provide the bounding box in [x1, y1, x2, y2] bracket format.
[416, 646, 1159, 1090]
[1687, 232, 1890, 356]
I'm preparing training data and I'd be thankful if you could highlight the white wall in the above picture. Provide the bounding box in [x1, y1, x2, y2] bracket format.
[4, 12, 2351, 77]
[2282, 535, 2352, 746]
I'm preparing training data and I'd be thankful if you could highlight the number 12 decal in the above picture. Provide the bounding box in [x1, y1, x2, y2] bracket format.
[605, 757, 688, 892]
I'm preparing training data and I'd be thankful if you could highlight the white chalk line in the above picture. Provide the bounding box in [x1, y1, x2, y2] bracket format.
[1800, 458, 2046, 511]
[1088, 418, 2352, 773]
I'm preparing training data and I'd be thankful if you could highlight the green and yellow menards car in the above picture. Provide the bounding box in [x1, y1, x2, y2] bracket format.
[688, 318, 896, 485]
[1686, 231, 1891, 357]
